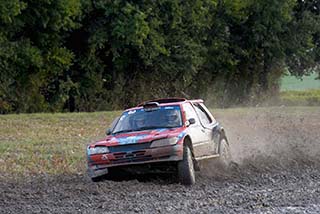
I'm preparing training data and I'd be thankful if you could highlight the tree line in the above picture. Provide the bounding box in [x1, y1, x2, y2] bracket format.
[0, 0, 319, 113]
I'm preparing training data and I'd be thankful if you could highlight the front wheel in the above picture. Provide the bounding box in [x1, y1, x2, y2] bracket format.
[88, 167, 112, 182]
[91, 176, 104, 182]
[177, 146, 195, 185]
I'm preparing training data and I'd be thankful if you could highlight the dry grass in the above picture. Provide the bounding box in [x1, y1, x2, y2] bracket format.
[0, 111, 121, 177]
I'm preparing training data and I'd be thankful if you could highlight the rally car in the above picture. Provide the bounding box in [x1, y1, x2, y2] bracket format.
[87, 98, 231, 185]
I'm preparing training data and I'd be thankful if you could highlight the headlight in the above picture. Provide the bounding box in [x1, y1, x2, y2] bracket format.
[150, 137, 178, 148]
[88, 146, 109, 155]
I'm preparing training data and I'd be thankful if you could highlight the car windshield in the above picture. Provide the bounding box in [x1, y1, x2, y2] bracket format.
[112, 105, 183, 134]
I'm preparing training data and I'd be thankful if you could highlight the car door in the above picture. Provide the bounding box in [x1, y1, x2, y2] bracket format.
[192, 102, 219, 155]
[182, 103, 210, 158]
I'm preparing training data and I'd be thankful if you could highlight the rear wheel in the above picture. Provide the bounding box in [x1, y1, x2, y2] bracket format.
[177, 146, 195, 185]
[218, 138, 231, 168]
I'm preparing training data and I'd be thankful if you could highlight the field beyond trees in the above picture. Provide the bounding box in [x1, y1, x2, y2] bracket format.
[1, 0, 320, 113]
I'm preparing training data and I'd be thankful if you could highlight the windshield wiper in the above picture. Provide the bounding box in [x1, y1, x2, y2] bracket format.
[112, 129, 135, 135]
[113, 126, 180, 135]
[134, 126, 175, 131]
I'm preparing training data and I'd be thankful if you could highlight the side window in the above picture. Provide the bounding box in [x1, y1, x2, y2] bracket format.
[193, 104, 212, 126]
[199, 103, 216, 124]
[110, 116, 120, 131]
[182, 103, 200, 125]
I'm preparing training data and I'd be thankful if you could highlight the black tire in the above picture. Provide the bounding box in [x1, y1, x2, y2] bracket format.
[177, 146, 195, 185]
[218, 137, 231, 168]
[89, 168, 112, 182]
[91, 176, 104, 182]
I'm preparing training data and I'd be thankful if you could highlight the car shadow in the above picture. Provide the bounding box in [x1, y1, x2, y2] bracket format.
[97, 170, 178, 184]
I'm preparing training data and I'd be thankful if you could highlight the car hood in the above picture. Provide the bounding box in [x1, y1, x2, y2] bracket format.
[92, 127, 186, 147]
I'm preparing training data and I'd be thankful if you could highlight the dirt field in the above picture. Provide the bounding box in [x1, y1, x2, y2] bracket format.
[1, 107, 320, 213]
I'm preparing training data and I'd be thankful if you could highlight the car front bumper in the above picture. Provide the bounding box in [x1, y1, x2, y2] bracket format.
[87, 144, 183, 178]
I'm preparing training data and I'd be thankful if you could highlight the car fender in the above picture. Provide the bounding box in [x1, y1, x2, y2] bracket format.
[212, 124, 229, 153]
[181, 135, 192, 149]
[181, 134, 201, 171]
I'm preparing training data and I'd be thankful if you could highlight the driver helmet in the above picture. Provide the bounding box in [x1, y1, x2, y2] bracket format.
[134, 114, 145, 128]
[166, 110, 180, 126]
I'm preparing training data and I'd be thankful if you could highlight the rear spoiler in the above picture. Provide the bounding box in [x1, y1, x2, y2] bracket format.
[190, 99, 204, 104]
[137, 98, 203, 107]
[137, 98, 186, 107]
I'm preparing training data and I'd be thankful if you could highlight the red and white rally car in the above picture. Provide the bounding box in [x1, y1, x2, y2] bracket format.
[87, 98, 231, 185]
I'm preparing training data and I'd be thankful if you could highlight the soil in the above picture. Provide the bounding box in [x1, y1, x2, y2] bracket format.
[1, 108, 320, 213]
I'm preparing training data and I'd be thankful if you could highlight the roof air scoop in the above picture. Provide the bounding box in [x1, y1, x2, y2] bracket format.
[137, 98, 186, 106]
[143, 102, 160, 111]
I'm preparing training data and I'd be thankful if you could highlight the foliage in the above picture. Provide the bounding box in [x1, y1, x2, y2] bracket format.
[0, 0, 82, 113]
[0, 0, 319, 113]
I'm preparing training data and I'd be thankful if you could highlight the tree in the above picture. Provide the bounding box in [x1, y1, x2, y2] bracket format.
[0, 0, 82, 113]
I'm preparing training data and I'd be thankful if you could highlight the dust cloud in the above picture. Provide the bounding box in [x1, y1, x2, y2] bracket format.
[207, 107, 320, 174]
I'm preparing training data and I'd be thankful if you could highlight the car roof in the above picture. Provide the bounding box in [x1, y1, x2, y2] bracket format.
[125, 98, 204, 111]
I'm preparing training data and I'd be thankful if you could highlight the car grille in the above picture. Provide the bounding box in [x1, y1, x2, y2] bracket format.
[109, 142, 153, 164]
[108, 142, 152, 153]
[111, 151, 152, 164]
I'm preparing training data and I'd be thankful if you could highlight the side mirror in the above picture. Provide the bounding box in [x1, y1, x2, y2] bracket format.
[185, 118, 196, 127]
[106, 128, 112, 135]
[188, 118, 196, 125]
[106, 116, 120, 136]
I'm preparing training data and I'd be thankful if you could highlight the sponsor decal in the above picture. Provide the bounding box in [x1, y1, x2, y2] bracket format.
[154, 128, 168, 133]
[119, 115, 126, 121]
[117, 135, 147, 145]
[178, 131, 186, 140]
